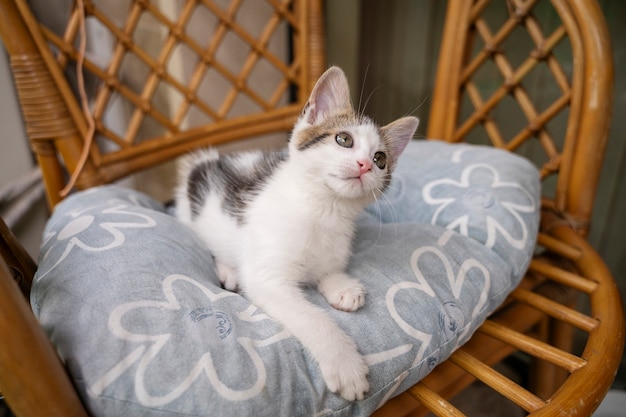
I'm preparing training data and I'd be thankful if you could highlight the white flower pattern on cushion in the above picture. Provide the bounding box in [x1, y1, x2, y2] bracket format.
[37, 199, 157, 280]
[385, 230, 491, 397]
[88, 274, 291, 406]
[422, 163, 536, 250]
[31, 140, 541, 417]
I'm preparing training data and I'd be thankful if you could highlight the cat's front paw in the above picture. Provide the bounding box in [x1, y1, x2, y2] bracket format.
[333, 283, 366, 312]
[320, 351, 369, 401]
[318, 273, 366, 312]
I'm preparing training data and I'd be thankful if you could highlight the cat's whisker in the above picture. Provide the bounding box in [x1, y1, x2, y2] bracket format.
[360, 84, 384, 119]
[376, 177, 406, 229]
[377, 185, 400, 229]
[368, 190, 385, 243]
[403, 95, 429, 119]
[358, 63, 371, 116]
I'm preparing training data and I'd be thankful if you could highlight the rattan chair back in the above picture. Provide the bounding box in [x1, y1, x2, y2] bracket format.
[0, 0, 325, 207]
[427, 0, 613, 235]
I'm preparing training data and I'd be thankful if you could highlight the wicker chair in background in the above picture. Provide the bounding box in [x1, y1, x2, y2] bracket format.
[0, 0, 623, 416]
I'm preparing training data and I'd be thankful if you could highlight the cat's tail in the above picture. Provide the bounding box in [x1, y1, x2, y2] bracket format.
[174, 148, 220, 223]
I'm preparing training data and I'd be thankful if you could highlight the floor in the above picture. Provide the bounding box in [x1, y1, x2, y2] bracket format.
[447, 362, 626, 417]
[437, 362, 525, 417]
[446, 382, 525, 417]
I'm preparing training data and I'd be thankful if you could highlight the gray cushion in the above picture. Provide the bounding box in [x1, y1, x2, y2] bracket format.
[32, 140, 540, 416]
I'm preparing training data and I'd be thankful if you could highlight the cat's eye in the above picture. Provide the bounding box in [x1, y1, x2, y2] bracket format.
[373, 151, 386, 169]
[335, 132, 353, 148]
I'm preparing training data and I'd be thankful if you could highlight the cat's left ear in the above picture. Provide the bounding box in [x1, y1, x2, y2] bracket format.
[301, 66, 352, 125]
[381, 116, 419, 169]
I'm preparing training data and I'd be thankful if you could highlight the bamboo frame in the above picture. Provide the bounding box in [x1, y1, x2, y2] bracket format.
[377, 0, 623, 415]
[2, 0, 323, 205]
[0, 1, 623, 416]
[428, 0, 613, 235]
[0, 219, 88, 416]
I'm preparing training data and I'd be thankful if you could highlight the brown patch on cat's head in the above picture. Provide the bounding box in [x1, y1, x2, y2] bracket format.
[291, 66, 419, 166]
[294, 112, 368, 151]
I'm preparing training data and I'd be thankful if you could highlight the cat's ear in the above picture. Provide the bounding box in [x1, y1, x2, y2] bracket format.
[381, 116, 419, 168]
[301, 66, 352, 125]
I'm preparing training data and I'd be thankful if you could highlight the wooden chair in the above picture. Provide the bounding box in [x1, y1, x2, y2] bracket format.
[0, 0, 622, 416]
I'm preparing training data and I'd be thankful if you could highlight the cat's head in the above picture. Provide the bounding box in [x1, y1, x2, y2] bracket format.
[290, 66, 419, 201]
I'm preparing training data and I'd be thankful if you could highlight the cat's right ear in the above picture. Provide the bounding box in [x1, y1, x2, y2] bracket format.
[301, 66, 352, 125]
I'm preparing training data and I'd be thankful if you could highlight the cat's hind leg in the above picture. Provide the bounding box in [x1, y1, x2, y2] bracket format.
[317, 272, 366, 312]
[215, 261, 239, 291]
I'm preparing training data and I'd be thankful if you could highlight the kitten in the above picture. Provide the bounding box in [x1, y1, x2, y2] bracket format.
[175, 66, 419, 400]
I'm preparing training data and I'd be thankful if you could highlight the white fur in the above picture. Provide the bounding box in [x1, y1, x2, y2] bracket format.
[237, 147, 372, 399]
[176, 67, 419, 400]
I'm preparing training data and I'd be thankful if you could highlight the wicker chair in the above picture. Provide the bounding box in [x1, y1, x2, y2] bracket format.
[0, 0, 623, 416]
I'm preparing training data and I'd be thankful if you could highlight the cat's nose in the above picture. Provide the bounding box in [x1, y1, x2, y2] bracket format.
[357, 160, 372, 176]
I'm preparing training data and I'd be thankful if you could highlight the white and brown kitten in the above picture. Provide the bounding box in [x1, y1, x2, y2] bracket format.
[175, 66, 419, 400]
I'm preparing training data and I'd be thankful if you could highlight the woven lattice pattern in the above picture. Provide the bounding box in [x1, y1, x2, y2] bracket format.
[456, 0, 573, 180]
[37, 0, 300, 155]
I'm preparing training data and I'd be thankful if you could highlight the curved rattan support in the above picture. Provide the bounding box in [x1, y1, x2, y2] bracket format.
[558, 0, 613, 228]
[0, 217, 36, 297]
[9, 55, 78, 141]
[0, 217, 89, 416]
[9, 53, 104, 203]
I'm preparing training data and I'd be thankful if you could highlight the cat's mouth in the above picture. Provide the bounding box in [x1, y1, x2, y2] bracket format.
[336, 173, 365, 185]
[338, 173, 376, 195]
[351, 171, 374, 184]
[327, 172, 376, 198]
